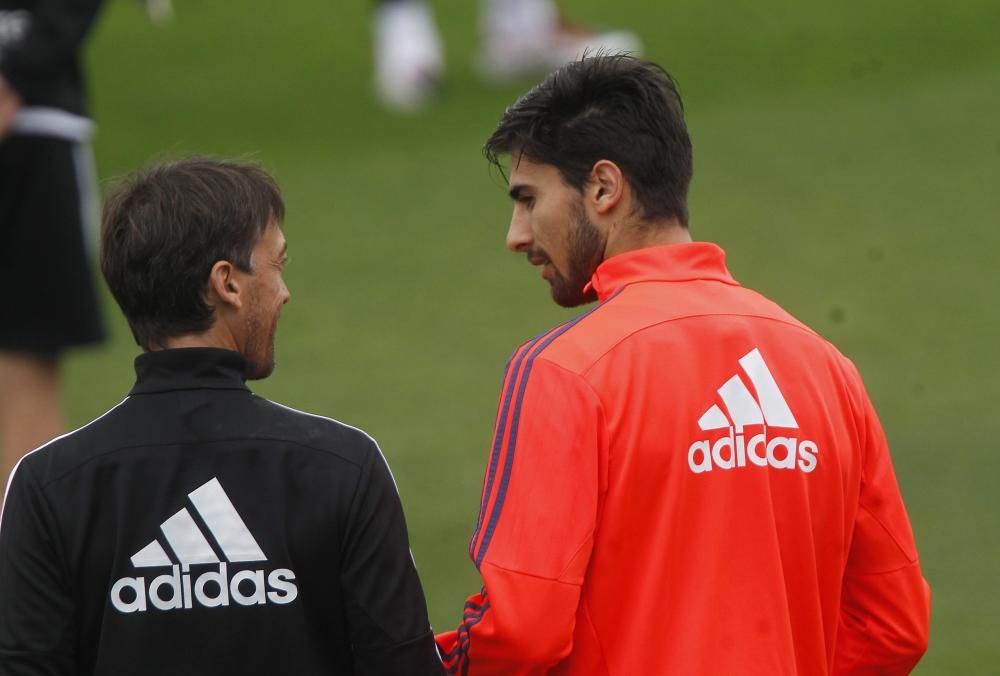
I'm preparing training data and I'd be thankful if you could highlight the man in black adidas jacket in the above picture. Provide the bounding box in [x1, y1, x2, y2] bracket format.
[0, 157, 444, 675]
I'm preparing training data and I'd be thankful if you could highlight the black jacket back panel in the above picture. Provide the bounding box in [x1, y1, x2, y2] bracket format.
[0, 349, 442, 675]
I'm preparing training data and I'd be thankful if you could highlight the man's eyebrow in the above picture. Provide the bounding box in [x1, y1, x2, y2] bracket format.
[508, 184, 529, 200]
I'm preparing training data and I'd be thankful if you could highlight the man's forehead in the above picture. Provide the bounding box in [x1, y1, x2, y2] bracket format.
[259, 221, 286, 251]
[508, 155, 560, 187]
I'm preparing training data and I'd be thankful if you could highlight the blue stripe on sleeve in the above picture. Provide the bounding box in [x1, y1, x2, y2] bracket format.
[468, 331, 551, 557]
[474, 293, 619, 567]
[443, 601, 491, 671]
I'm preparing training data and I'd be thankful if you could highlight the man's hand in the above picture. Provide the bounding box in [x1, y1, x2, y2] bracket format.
[0, 73, 23, 140]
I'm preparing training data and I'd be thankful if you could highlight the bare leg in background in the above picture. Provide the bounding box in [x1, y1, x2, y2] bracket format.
[0, 352, 64, 485]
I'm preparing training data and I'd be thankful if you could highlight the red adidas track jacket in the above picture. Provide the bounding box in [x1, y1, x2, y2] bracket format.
[437, 242, 930, 675]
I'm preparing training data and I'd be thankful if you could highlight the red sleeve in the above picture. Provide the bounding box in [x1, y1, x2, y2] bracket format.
[833, 380, 931, 675]
[437, 347, 605, 675]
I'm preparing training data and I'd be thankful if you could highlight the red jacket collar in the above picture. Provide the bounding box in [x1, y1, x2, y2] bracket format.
[588, 242, 739, 302]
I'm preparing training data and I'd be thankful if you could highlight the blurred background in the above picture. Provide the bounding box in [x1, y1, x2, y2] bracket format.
[58, 0, 1000, 671]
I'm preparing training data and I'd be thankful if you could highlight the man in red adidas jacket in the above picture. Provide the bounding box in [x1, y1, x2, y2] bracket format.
[437, 55, 930, 675]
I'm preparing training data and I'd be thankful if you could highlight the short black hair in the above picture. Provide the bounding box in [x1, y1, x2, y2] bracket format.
[485, 53, 693, 225]
[100, 157, 285, 350]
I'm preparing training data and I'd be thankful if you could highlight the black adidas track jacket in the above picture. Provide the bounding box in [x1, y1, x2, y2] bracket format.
[0, 348, 444, 675]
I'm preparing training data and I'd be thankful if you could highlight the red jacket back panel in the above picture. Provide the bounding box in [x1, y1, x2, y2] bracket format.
[438, 243, 930, 675]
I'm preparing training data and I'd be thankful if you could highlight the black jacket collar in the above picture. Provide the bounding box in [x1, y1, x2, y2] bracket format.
[130, 348, 251, 395]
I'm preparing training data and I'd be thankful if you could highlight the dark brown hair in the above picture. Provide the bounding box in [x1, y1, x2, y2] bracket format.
[485, 53, 693, 225]
[100, 157, 285, 350]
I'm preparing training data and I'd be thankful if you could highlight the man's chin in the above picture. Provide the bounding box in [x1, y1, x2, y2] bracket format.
[243, 331, 278, 380]
[244, 353, 276, 381]
[550, 283, 598, 308]
[245, 367, 273, 381]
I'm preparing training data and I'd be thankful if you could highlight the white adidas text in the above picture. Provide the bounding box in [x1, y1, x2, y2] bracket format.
[688, 431, 818, 474]
[111, 563, 297, 613]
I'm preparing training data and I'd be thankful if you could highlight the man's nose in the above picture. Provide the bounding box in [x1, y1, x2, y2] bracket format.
[505, 212, 532, 253]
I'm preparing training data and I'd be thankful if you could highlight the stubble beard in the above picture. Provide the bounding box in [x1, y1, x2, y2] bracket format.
[548, 203, 604, 308]
[242, 296, 278, 381]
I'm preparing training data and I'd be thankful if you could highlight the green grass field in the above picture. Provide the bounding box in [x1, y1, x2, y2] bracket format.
[55, 0, 1000, 670]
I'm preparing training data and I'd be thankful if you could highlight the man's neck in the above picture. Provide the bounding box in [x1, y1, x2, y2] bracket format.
[156, 326, 239, 353]
[604, 218, 692, 260]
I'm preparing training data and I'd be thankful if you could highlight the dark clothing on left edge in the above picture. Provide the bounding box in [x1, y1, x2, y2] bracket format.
[0, 134, 104, 351]
[0, 0, 106, 353]
[0, 348, 443, 676]
[0, 0, 102, 116]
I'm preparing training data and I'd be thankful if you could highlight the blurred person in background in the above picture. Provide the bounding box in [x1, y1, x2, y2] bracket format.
[0, 157, 443, 675]
[0, 0, 107, 485]
[438, 54, 930, 674]
[373, 0, 641, 111]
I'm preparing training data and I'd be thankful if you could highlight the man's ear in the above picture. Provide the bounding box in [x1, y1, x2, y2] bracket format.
[205, 260, 243, 311]
[588, 160, 626, 216]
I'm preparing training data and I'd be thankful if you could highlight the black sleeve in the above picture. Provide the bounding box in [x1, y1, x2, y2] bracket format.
[0, 461, 76, 676]
[340, 442, 444, 676]
[0, 0, 104, 94]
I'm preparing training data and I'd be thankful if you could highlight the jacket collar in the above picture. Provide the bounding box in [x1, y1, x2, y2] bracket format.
[130, 348, 251, 395]
[588, 242, 739, 302]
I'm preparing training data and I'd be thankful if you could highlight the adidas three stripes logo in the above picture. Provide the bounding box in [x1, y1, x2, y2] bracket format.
[130, 477, 266, 569]
[110, 477, 298, 614]
[687, 348, 820, 474]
